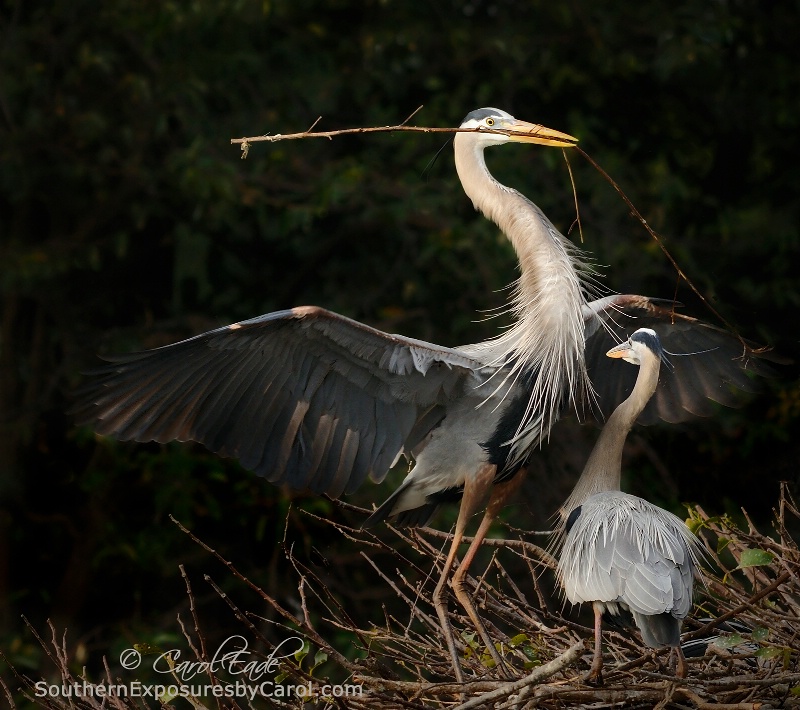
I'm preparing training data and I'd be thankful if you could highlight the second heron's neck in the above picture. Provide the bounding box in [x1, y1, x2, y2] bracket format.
[562, 354, 661, 517]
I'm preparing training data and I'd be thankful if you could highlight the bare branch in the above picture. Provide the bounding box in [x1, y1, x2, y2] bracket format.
[230, 123, 578, 147]
[451, 639, 585, 710]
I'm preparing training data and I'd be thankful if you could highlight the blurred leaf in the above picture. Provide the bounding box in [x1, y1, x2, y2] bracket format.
[712, 634, 744, 649]
[294, 641, 310, 665]
[737, 548, 775, 569]
[312, 649, 328, 673]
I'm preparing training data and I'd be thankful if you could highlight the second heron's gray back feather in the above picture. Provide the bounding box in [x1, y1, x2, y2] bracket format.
[559, 491, 699, 630]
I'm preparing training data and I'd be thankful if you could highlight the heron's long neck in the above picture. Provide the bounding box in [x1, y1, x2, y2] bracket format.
[562, 355, 661, 517]
[455, 139, 592, 459]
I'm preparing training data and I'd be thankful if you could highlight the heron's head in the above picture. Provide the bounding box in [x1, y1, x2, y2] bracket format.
[457, 107, 578, 149]
[606, 328, 664, 366]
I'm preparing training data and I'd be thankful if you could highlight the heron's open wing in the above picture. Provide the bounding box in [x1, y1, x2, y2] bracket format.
[73, 306, 489, 498]
[582, 295, 770, 425]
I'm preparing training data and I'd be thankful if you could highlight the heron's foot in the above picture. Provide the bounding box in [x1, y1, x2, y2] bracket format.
[584, 651, 605, 686]
[584, 667, 604, 686]
[434, 599, 465, 684]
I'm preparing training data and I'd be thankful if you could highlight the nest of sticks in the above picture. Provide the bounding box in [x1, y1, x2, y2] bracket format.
[5, 485, 799, 709]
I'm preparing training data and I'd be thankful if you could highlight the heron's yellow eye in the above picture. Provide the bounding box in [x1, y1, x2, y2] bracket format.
[485, 118, 494, 126]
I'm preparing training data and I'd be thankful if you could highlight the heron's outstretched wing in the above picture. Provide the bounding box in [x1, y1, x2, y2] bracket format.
[74, 306, 489, 498]
[582, 295, 770, 425]
[559, 492, 697, 620]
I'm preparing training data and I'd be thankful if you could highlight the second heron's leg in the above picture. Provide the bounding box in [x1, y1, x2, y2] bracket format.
[674, 644, 688, 678]
[450, 467, 526, 678]
[433, 466, 490, 682]
[586, 602, 605, 684]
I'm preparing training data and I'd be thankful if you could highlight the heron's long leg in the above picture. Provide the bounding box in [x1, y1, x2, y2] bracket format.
[433, 463, 494, 683]
[450, 467, 527, 678]
[586, 602, 604, 684]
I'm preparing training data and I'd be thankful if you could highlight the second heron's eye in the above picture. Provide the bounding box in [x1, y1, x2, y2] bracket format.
[485, 118, 495, 126]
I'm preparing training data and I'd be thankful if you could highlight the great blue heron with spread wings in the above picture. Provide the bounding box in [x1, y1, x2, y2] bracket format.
[556, 328, 704, 682]
[75, 108, 760, 679]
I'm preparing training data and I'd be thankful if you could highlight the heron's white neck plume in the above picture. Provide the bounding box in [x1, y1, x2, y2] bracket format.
[455, 134, 594, 467]
[561, 348, 661, 519]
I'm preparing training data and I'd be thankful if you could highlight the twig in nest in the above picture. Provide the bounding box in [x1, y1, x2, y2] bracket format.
[451, 639, 585, 710]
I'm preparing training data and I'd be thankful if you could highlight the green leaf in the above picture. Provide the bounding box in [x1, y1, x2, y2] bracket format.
[461, 631, 478, 649]
[755, 646, 783, 660]
[751, 627, 770, 641]
[737, 548, 774, 569]
[712, 633, 744, 649]
[311, 650, 328, 672]
[481, 652, 496, 668]
[509, 633, 528, 647]
[294, 641, 310, 664]
[133, 642, 163, 655]
[685, 516, 703, 535]
[716, 537, 730, 554]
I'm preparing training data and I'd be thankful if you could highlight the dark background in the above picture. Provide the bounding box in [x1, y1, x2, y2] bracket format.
[1, 0, 798, 681]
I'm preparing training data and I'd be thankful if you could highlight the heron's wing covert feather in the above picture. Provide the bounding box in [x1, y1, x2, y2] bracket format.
[74, 306, 489, 498]
[582, 295, 770, 425]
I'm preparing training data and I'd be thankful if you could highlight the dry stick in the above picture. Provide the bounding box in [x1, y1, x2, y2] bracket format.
[450, 639, 586, 710]
[574, 147, 765, 357]
[231, 122, 577, 161]
[169, 515, 356, 672]
[562, 149, 584, 244]
[419, 527, 557, 568]
[285, 552, 375, 652]
[677, 690, 763, 710]
[360, 551, 443, 633]
[178, 564, 208, 664]
[682, 571, 791, 642]
[702, 671, 800, 689]
[202, 573, 318, 691]
[0, 672, 15, 710]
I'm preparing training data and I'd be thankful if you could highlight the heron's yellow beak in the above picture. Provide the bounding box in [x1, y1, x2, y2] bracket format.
[606, 342, 633, 359]
[505, 119, 578, 147]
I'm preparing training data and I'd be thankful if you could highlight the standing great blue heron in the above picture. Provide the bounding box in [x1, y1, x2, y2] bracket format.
[76, 108, 758, 679]
[556, 328, 704, 682]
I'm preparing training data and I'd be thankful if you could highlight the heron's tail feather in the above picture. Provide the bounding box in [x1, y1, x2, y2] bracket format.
[362, 481, 413, 528]
[633, 611, 681, 649]
[362, 480, 462, 529]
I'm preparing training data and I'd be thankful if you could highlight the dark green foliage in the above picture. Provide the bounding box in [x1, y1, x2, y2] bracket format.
[1, 0, 798, 684]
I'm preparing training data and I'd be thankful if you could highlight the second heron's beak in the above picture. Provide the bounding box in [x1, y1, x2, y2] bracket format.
[504, 119, 578, 148]
[606, 341, 633, 359]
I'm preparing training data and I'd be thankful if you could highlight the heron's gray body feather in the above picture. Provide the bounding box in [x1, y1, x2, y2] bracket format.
[559, 490, 699, 647]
